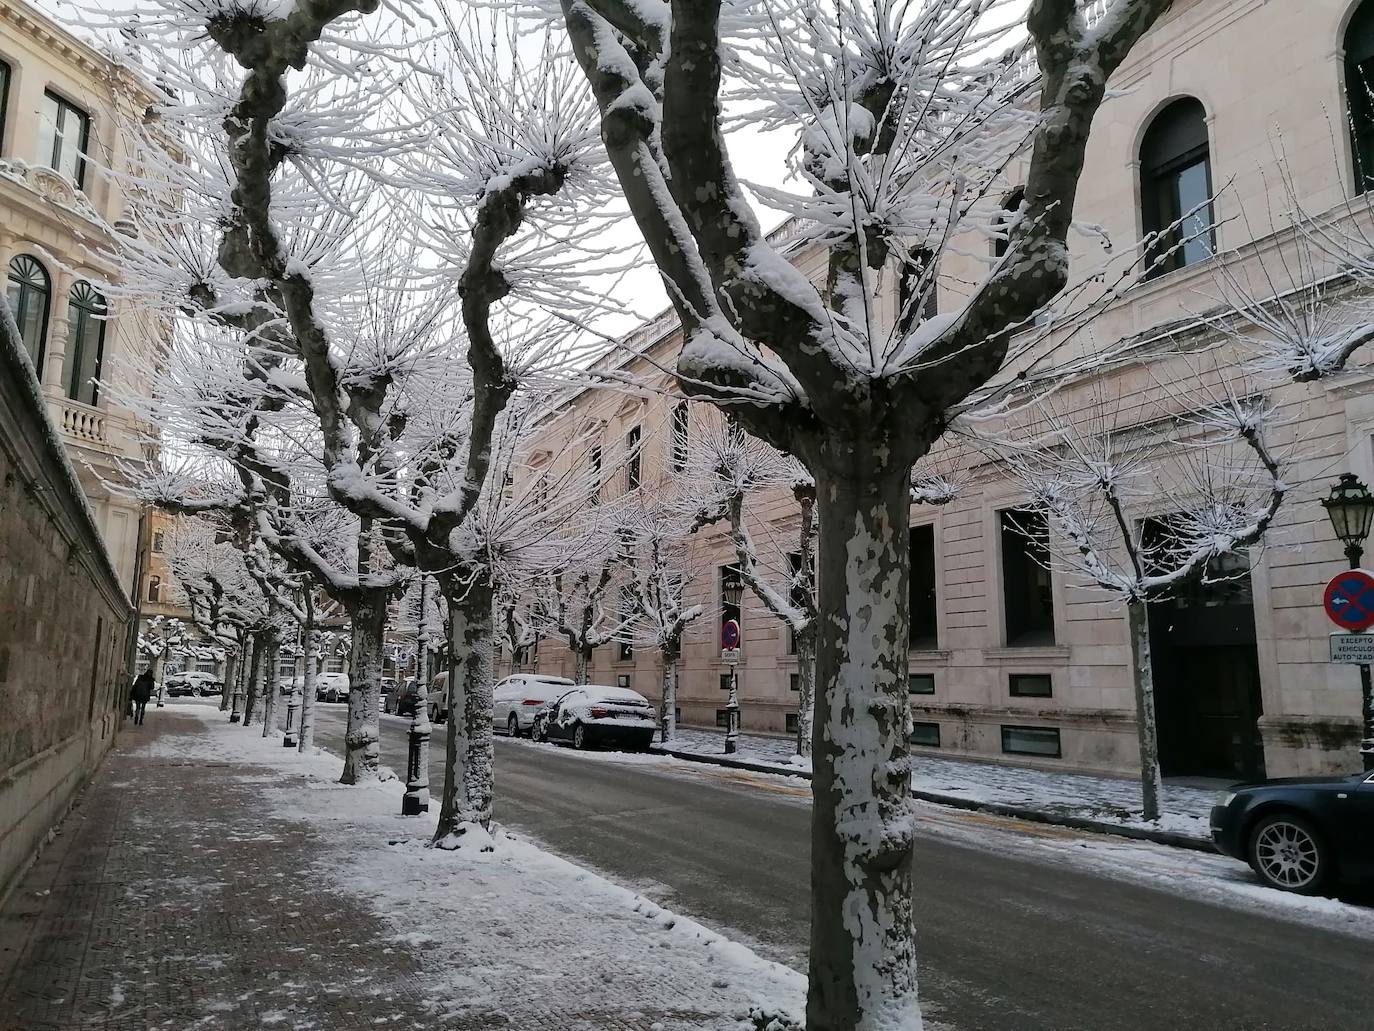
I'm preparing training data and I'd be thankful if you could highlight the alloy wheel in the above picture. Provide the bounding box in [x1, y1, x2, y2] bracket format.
[1254, 819, 1321, 889]
[508, 715, 519, 738]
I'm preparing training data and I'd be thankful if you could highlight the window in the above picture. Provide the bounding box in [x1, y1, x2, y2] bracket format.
[1009, 673, 1053, 698]
[908, 524, 938, 648]
[909, 721, 941, 748]
[0, 59, 10, 154]
[146, 575, 161, 603]
[616, 674, 632, 690]
[671, 402, 689, 471]
[1347, 2, 1374, 192]
[785, 712, 799, 735]
[908, 673, 935, 695]
[1001, 509, 1055, 646]
[715, 709, 730, 728]
[720, 674, 733, 692]
[994, 188, 1024, 258]
[66, 281, 107, 405]
[39, 91, 91, 188]
[789, 673, 799, 693]
[626, 425, 641, 491]
[152, 530, 165, 553]
[1140, 97, 1215, 278]
[588, 444, 602, 505]
[1001, 725, 1062, 758]
[6, 255, 51, 371]
[674, 706, 681, 724]
[897, 248, 938, 335]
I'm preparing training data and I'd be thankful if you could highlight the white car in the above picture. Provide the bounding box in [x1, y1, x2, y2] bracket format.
[491, 675, 575, 737]
[316, 672, 350, 703]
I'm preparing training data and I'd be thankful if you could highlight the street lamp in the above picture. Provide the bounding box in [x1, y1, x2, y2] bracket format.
[1322, 473, 1374, 568]
[1323, 474, 1374, 771]
[722, 569, 745, 755]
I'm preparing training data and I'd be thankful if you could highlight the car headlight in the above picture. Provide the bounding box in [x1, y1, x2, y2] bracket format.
[1217, 791, 1237, 807]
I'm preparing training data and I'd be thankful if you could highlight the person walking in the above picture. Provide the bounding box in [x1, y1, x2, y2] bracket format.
[130, 670, 155, 726]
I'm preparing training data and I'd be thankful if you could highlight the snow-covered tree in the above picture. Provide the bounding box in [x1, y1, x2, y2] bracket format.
[548, 0, 1178, 1021]
[998, 382, 1287, 820]
[619, 497, 705, 742]
[683, 422, 818, 757]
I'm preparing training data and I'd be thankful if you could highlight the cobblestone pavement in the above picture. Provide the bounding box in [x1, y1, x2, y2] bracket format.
[0, 709, 789, 1031]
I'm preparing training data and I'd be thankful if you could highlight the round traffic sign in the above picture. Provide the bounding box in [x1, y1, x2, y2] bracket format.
[721, 618, 741, 650]
[1323, 569, 1374, 631]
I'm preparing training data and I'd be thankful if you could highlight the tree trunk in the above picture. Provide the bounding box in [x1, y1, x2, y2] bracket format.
[434, 576, 496, 843]
[260, 628, 280, 738]
[340, 595, 386, 784]
[299, 614, 317, 753]
[574, 645, 590, 685]
[660, 645, 678, 743]
[243, 634, 262, 726]
[795, 628, 816, 759]
[808, 467, 920, 1031]
[1129, 599, 1164, 822]
[220, 648, 237, 712]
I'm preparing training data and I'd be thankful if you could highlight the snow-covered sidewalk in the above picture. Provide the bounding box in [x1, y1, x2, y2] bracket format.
[0, 708, 803, 1031]
[658, 727, 1219, 841]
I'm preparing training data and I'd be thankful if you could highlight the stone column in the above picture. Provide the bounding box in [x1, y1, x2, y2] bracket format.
[0, 232, 16, 285]
[43, 268, 73, 401]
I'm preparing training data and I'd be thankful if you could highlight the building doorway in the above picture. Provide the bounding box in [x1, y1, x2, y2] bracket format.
[1146, 550, 1266, 780]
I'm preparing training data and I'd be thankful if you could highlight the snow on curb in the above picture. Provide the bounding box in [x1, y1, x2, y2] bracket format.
[146, 706, 806, 1029]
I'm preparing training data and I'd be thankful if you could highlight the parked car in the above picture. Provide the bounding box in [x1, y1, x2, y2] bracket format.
[1210, 770, 1374, 894]
[492, 674, 574, 737]
[164, 673, 196, 698]
[316, 672, 350, 703]
[531, 685, 657, 751]
[182, 671, 221, 696]
[384, 678, 423, 717]
[427, 672, 448, 723]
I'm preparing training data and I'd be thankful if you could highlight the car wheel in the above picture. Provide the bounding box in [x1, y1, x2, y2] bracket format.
[532, 718, 547, 743]
[572, 723, 588, 750]
[1248, 812, 1330, 894]
[507, 714, 520, 738]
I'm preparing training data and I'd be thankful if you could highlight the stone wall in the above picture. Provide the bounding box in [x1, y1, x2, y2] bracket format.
[0, 304, 132, 907]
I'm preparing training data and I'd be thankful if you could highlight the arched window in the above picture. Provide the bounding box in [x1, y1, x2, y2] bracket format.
[1140, 97, 1215, 279]
[994, 188, 1025, 258]
[1346, 1, 1374, 192]
[897, 248, 938, 335]
[66, 281, 107, 405]
[147, 575, 161, 603]
[6, 255, 51, 371]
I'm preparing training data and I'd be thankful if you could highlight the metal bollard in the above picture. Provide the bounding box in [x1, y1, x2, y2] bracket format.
[283, 680, 300, 747]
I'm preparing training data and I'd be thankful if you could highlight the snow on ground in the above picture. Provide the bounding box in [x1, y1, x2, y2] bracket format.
[661, 727, 1218, 838]
[151, 705, 805, 1030]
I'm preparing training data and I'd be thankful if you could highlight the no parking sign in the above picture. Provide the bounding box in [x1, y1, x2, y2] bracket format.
[1322, 569, 1374, 631]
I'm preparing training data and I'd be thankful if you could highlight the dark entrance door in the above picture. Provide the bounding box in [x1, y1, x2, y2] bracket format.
[1147, 558, 1266, 780]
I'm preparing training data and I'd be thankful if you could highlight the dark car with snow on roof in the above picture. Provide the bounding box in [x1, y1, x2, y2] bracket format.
[531, 685, 657, 752]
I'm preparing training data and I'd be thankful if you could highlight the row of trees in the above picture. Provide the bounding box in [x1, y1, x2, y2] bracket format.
[57, 0, 1374, 1025]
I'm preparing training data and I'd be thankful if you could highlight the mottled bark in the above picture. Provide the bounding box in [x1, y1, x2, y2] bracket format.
[340, 596, 386, 784]
[1127, 601, 1164, 820]
[660, 645, 679, 744]
[260, 628, 280, 738]
[434, 576, 496, 843]
[243, 634, 263, 726]
[574, 646, 591, 685]
[809, 467, 917, 1031]
[220, 648, 237, 712]
[299, 614, 317, 753]
[794, 629, 816, 760]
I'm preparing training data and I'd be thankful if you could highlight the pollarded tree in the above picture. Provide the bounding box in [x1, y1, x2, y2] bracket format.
[682, 421, 818, 758]
[619, 496, 705, 742]
[551, 0, 1178, 1022]
[999, 382, 1286, 820]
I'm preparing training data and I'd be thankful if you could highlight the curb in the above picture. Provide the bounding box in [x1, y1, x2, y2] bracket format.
[651, 745, 1218, 855]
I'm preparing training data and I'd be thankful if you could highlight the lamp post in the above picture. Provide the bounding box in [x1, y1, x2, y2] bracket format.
[402, 679, 431, 816]
[283, 629, 302, 748]
[722, 569, 744, 755]
[1322, 473, 1374, 771]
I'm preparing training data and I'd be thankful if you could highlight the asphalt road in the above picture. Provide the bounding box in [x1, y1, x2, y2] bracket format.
[312, 707, 1372, 1031]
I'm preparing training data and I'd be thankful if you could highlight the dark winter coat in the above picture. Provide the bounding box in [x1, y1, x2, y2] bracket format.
[131, 672, 155, 703]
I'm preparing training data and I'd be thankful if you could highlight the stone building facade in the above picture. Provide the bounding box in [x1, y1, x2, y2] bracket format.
[509, 0, 1374, 780]
[0, 0, 159, 597]
[0, 290, 131, 906]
